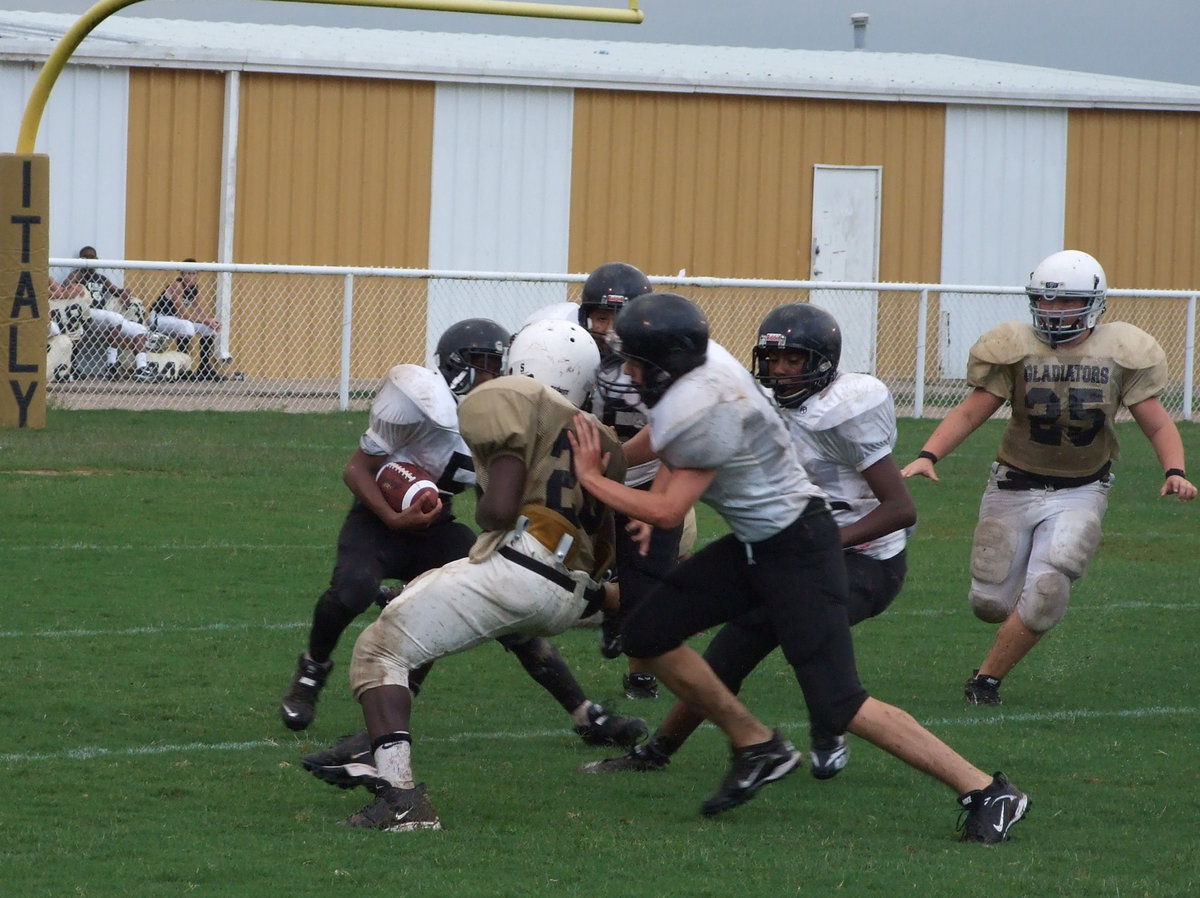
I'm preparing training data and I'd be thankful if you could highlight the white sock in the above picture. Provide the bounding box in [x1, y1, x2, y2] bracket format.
[106, 347, 118, 365]
[135, 352, 148, 369]
[571, 701, 595, 727]
[375, 738, 415, 789]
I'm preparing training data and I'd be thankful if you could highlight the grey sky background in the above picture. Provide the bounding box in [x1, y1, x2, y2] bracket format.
[2, 0, 1198, 87]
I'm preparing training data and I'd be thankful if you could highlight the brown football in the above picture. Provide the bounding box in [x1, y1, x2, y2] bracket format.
[376, 461, 440, 512]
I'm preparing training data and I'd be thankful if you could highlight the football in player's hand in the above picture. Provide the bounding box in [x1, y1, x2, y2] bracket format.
[376, 462, 440, 513]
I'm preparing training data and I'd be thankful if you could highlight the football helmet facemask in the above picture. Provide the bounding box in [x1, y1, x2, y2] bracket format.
[436, 318, 511, 397]
[579, 262, 652, 346]
[508, 319, 601, 408]
[752, 303, 841, 408]
[605, 292, 708, 409]
[1026, 250, 1107, 347]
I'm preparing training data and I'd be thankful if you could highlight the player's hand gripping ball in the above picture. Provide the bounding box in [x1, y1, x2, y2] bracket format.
[376, 462, 440, 513]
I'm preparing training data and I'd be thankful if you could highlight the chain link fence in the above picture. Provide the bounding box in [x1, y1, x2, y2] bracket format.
[45, 260, 1198, 421]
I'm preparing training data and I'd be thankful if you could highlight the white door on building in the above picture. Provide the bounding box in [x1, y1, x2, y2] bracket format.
[810, 165, 880, 374]
[426, 82, 575, 361]
[939, 106, 1068, 377]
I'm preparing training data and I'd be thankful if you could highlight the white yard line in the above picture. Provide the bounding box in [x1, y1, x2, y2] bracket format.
[4, 601, 1196, 640]
[2, 706, 1195, 765]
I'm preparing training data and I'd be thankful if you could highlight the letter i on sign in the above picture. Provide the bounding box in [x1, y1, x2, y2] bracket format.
[2, 154, 50, 429]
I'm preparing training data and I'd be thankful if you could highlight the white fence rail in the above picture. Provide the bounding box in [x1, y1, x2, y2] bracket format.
[45, 259, 1199, 420]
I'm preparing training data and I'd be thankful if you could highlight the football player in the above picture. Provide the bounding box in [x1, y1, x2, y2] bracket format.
[901, 250, 1196, 705]
[569, 292, 1029, 841]
[62, 246, 155, 382]
[579, 261, 679, 700]
[280, 318, 644, 755]
[334, 319, 629, 831]
[47, 277, 88, 382]
[584, 302, 914, 781]
[150, 262, 225, 381]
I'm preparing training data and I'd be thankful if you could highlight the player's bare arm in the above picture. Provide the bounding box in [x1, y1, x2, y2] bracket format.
[569, 413, 711, 528]
[1128, 397, 1197, 501]
[901, 388, 1005, 481]
[621, 425, 657, 467]
[475, 454, 527, 530]
[343, 448, 442, 530]
[623, 464, 673, 556]
[840, 455, 917, 548]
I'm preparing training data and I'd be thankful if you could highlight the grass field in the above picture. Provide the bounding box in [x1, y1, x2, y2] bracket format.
[1, 410, 1198, 897]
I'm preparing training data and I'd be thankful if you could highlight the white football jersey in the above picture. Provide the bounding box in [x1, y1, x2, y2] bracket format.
[649, 341, 823, 543]
[785, 371, 905, 560]
[361, 365, 476, 494]
[49, 296, 88, 341]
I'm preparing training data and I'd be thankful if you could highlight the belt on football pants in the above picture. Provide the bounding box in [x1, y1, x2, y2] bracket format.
[497, 545, 606, 619]
[994, 461, 1111, 491]
[516, 504, 581, 566]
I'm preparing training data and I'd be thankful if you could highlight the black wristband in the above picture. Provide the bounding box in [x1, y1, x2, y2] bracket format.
[1164, 468, 1186, 480]
[918, 450, 939, 464]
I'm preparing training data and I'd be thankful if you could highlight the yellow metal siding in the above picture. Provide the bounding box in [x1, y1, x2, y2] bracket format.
[125, 68, 225, 261]
[1065, 110, 1200, 386]
[1067, 109, 1200, 290]
[570, 91, 943, 282]
[233, 73, 437, 376]
[570, 90, 943, 363]
[235, 72, 434, 267]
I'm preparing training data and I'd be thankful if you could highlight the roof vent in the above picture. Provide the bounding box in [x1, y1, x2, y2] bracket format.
[851, 13, 869, 50]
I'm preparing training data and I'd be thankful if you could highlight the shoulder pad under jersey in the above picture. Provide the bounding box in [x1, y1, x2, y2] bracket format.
[1092, 322, 1167, 372]
[801, 372, 893, 431]
[375, 365, 458, 429]
[970, 321, 1040, 366]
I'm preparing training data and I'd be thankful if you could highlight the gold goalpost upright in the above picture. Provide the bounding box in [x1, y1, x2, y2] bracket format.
[0, 0, 642, 428]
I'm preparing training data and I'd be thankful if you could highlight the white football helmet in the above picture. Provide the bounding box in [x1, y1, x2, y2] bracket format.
[1026, 250, 1107, 346]
[507, 319, 601, 408]
[145, 330, 170, 353]
[520, 302, 581, 329]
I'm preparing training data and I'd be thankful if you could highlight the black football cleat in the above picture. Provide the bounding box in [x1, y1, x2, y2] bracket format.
[701, 729, 801, 817]
[964, 669, 1003, 705]
[574, 703, 647, 747]
[340, 782, 441, 831]
[279, 653, 334, 731]
[302, 730, 382, 790]
[957, 772, 1030, 843]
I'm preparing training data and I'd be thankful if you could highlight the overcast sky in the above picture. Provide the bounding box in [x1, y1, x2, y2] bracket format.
[3, 0, 1198, 86]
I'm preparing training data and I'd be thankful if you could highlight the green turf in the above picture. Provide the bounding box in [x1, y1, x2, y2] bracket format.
[1, 411, 1197, 897]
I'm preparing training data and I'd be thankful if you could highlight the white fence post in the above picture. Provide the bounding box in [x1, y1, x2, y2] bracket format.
[339, 273, 354, 411]
[1185, 295, 1196, 422]
[914, 287, 928, 419]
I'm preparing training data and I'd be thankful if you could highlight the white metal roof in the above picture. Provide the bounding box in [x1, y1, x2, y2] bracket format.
[4, 10, 1200, 111]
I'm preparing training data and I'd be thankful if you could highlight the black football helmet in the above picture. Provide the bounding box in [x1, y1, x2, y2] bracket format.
[605, 292, 708, 408]
[752, 303, 841, 408]
[579, 262, 652, 344]
[435, 318, 511, 397]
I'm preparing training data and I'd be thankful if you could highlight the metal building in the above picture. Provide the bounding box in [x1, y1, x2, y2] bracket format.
[3, 9, 1199, 372]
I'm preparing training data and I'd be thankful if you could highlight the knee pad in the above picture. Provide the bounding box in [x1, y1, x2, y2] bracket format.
[968, 586, 1011, 624]
[496, 632, 532, 652]
[1047, 510, 1103, 579]
[349, 621, 412, 698]
[969, 516, 1017, 585]
[1019, 571, 1070, 632]
[328, 569, 384, 615]
[501, 633, 557, 677]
